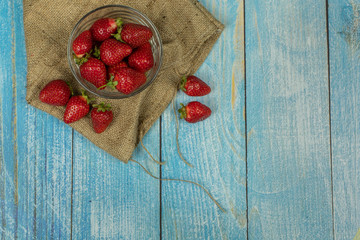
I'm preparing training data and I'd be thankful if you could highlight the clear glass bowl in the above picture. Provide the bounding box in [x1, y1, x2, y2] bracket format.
[67, 5, 162, 99]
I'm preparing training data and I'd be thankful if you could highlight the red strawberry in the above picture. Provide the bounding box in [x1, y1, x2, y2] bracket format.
[106, 67, 146, 94]
[64, 90, 92, 124]
[91, 103, 113, 133]
[178, 101, 212, 123]
[180, 75, 211, 96]
[114, 23, 153, 48]
[128, 42, 154, 73]
[90, 18, 121, 42]
[100, 39, 132, 66]
[72, 30, 93, 58]
[80, 58, 107, 89]
[39, 80, 72, 106]
[107, 61, 128, 78]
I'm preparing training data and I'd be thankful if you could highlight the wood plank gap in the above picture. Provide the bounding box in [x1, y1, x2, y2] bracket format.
[0, 100, 4, 240]
[10, 1, 19, 237]
[325, 0, 336, 239]
[33, 117, 37, 240]
[70, 129, 74, 240]
[159, 116, 162, 240]
[1, 159, 4, 240]
[243, 1, 249, 239]
[0, 89, 4, 240]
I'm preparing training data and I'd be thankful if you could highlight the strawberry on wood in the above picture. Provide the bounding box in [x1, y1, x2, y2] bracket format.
[180, 75, 211, 97]
[178, 101, 212, 123]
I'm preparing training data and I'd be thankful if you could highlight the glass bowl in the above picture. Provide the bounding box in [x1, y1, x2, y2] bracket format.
[67, 5, 162, 99]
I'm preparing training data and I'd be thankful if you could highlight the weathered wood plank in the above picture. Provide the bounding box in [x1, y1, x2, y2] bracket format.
[245, 0, 333, 239]
[0, 1, 18, 238]
[71, 121, 160, 239]
[161, 0, 247, 239]
[328, 1, 360, 239]
[0, 0, 73, 239]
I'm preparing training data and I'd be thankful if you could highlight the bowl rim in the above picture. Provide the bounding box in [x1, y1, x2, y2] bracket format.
[67, 4, 163, 99]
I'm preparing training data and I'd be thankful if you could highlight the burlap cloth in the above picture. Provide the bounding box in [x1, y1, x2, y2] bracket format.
[24, 0, 223, 163]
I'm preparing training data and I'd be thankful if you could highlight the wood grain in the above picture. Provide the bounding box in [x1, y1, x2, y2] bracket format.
[0, 0, 73, 239]
[328, 0, 360, 239]
[355, 229, 360, 240]
[71, 122, 160, 239]
[245, 0, 333, 239]
[160, 0, 247, 239]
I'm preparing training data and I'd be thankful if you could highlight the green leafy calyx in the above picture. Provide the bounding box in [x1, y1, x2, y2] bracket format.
[93, 45, 100, 59]
[180, 76, 188, 92]
[178, 103, 187, 119]
[115, 18, 123, 28]
[80, 89, 94, 104]
[93, 102, 112, 112]
[74, 52, 91, 65]
[98, 75, 118, 90]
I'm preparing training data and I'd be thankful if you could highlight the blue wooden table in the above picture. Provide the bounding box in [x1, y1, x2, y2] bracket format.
[1, 0, 360, 239]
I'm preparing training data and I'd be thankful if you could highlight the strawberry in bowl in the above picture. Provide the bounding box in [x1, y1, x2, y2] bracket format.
[68, 5, 162, 99]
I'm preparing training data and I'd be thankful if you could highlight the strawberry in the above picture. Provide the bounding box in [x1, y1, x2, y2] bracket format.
[90, 18, 122, 42]
[64, 90, 92, 124]
[114, 23, 153, 48]
[91, 103, 113, 133]
[128, 42, 154, 73]
[178, 101, 212, 123]
[100, 38, 132, 66]
[107, 61, 128, 78]
[180, 75, 211, 96]
[106, 67, 146, 94]
[72, 30, 93, 58]
[39, 80, 72, 106]
[79, 58, 107, 89]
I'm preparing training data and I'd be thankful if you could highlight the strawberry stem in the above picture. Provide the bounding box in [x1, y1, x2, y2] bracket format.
[180, 76, 187, 92]
[98, 84, 107, 90]
[80, 90, 94, 104]
[107, 74, 114, 82]
[93, 45, 100, 59]
[178, 103, 187, 119]
[98, 75, 117, 90]
[106, 81, 118, 90]
[112, 28, 124, 43]
[66, 81, 74, 96]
